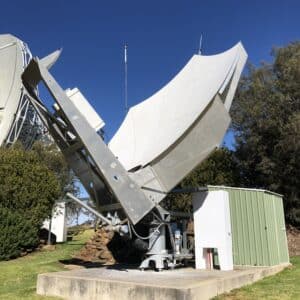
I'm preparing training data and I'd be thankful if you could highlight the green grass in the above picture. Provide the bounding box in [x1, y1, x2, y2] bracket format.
[0, 233, 299, 300]
[0, 229, 93, 300]
[215, 256, 300, 300]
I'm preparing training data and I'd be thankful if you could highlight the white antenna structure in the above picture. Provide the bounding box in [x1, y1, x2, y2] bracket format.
[124, 44, 128, 114]
[198, 35, 203, 55]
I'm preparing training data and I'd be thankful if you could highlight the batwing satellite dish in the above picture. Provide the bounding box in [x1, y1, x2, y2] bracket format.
[21, 40, 247, 224]
[109, 42, 247, 201]
[109, 43, 246, 171]
[0, 34, 41, 148]
[19, 38, 247, 270]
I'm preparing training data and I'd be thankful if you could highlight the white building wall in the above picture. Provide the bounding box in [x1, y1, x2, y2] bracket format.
[192, 190, 233, 270]
[43, 201, 67, 243]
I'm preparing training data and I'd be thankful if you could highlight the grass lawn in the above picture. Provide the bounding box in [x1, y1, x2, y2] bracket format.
[215, 256, 300, 300]
[0, 229, 93, 300]
[0, 231, 299, 300]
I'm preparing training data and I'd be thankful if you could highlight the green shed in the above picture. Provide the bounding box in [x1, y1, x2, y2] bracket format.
[208, 186, 289, 266]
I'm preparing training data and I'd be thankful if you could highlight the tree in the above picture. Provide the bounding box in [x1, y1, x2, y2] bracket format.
[0, 146, 61, 225]
[273, 113, 300, 224]
[231, 41, 300, 226]
[0, 146, 61, 259]
[162, 148, 239, 212]
[31, 141, 82, 226]
[0, 207, 39, 260]
[66, 201, 83, 226]
[31, 141, 78, 197]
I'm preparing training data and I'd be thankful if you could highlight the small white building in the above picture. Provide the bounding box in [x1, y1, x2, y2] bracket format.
[43, 201, 67, 243]
[192, 186, 289, 270]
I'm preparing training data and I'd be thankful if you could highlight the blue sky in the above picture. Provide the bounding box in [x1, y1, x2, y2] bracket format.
[1, 0, 299, 142]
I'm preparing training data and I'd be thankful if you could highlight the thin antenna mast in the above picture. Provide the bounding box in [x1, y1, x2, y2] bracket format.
[124, 44, 128, 114]
[198, 34, 203, 55]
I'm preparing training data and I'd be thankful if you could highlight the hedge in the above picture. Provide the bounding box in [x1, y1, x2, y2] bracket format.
[0, 207, 39, 260]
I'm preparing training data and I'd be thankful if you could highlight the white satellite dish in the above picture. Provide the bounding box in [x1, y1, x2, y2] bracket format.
[0, 34, 41, 148]
[109, 43, 247, 172]
[18, 37, 247, 270]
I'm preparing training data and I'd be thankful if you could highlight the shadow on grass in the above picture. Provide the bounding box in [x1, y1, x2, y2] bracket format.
[59, 258, 104, 268]
[60, 242, 87, 246]
[59, 258, 139, 271]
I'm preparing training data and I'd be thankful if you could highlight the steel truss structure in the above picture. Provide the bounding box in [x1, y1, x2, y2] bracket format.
[0, 36, 43, 148]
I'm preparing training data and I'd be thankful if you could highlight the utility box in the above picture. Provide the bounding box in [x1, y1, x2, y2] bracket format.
[193, 186, 289, 268]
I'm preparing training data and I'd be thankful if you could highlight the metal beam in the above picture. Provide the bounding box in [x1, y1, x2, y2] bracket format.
[22, 58, 155, 224]
[66, 193, 112, 225]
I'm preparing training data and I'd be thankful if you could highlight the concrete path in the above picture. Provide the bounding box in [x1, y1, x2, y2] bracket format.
[37, 264, 289, 300]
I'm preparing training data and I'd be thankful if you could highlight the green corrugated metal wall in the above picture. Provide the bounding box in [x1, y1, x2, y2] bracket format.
[208, 186, 289, 266]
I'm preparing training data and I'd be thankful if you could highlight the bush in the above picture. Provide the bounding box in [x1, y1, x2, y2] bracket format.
[0, 146, 61, 260]
[0, 147, 61, 228]
[0, 207, 38, 260]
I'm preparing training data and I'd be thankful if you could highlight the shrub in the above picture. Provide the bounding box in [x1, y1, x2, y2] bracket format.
[0, 146, 61, 260]
[0, 207, 38, 260]
[0, 147, 61, 228]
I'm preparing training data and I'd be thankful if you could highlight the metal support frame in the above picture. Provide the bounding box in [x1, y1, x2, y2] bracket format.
[22, 57, 155, 225]
[21, 55, 196, 270]
[5, 41, 43, 149]
[66, 193, 112, 225]
[5, 90, 43, 148]
[139, 205, 193, 271]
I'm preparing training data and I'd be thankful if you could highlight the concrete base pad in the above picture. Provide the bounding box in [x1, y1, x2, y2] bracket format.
[37, 264, 289, 300]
